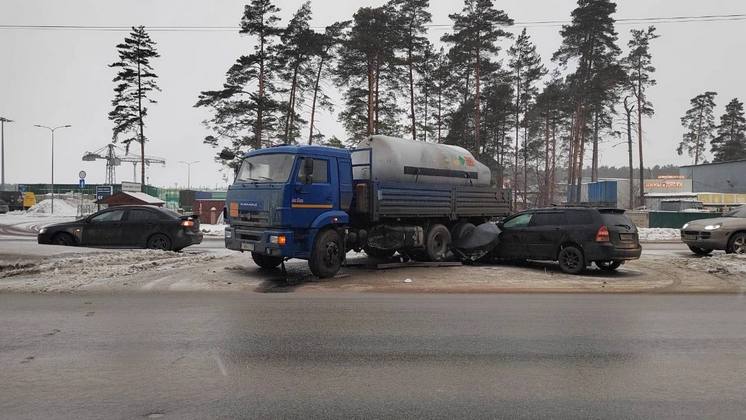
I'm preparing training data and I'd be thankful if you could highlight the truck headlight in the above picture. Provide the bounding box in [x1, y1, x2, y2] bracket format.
[225, 229, 232, 239]
[269, 234, 287, 246]
[704, 224, 722, 231]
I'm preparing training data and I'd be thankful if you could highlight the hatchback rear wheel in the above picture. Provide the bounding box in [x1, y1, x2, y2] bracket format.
[558, 245, 585, 274]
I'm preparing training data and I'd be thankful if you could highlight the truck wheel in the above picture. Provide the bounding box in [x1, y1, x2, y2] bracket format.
[309, 229, 342, 278]
[451, 222, 476, 242]
[251, 252, 283, 269]
[558, 245, 585, 274]
[364, 247, 395, 259]
[425, 224, 451, 262]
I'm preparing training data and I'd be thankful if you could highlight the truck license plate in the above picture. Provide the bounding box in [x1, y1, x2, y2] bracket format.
[240, 242, 255, 251]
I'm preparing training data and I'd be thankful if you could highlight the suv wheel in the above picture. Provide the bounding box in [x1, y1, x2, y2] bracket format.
[596, 260, 622, 271]
[688, 245, 713, 256]
[726, 232, 746, 254]
[558, 245, 585, 274]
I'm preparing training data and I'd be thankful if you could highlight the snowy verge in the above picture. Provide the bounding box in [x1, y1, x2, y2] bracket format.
[638, 228, 681, 242]
[0, 249, 223, 292]
[201, 224, 226, 237]
[680, 254, 746, 276]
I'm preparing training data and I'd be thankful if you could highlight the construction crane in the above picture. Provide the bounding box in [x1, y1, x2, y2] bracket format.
[82, 144, 166, 184]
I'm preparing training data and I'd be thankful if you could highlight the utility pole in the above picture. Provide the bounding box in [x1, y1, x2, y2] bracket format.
[0, 117, 12, 186]
[34, 124, 71, 214]
[179, 161, 199, 190]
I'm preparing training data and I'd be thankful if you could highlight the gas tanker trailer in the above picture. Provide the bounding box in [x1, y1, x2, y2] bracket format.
[223, 135, 510, 277]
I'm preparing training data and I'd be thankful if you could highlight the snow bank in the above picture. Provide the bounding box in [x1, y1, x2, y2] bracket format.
[26, 199, 78, 216]
[682, 254, 746, 276]
[638, 228, 680, 242]
[201, 224, 226, 237]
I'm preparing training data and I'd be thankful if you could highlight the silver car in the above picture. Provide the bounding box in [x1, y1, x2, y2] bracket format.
[681, 206, 746, 255]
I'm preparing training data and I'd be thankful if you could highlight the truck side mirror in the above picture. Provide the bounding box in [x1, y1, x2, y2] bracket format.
[303, 157, 314, 184]
[219, 149, 236, 160]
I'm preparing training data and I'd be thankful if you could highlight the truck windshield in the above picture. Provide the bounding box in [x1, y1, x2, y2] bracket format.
[236, 154, 295, 183]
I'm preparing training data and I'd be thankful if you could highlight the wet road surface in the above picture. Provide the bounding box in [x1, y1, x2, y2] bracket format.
[1, 293, 745, 419]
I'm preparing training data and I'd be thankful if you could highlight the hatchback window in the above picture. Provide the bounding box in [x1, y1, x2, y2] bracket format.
[530, 212, 565, 226]
[503, 213, 533, 229]
[90, 209, 124, 223]
[601, 213, 636, 230]
[128, 209, 158, 222]
[565, 210, 592, 225]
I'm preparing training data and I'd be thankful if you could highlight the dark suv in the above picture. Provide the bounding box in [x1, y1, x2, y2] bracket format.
[494, 207, 642, 274]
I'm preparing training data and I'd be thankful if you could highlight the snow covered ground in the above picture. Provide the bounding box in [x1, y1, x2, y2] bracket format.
[681, 254, 746, 276]
[200, 223, 226, 237]
[26, 198, 80, 216]
[637, 228, 681, 242]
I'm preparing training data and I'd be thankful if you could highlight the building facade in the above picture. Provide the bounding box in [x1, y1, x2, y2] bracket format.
[679, 160, 746, 193]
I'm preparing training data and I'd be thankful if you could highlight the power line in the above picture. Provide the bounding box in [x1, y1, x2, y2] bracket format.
[1, 13, 745, 32]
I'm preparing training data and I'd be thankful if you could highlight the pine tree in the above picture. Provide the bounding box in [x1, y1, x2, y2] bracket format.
[335, 6, 400, 139]
[389, 0, 431, 141]
[481, 79, 515, 188]
[109, 26, 160, 191]
[442, 0, 513, 156]
[276, 2, 316, 143]
[427, 47, 455, 143]
[308, 21, 349, 144]
[195, 0, 282, 167]
[678, 92, 717, 165]
[553, 0, 621, 202]
[622, 26, 659, 206]
[508, 28, 546, 207]
[711, 98, 746, 162]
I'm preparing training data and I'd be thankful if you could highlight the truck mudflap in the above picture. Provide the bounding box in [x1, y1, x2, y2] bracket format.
[451, 222, 501, 262]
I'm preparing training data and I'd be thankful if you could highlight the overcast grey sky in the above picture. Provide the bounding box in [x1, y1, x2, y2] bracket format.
[2, 0, 745, 188]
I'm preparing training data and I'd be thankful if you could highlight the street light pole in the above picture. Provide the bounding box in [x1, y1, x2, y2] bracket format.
[178, 161, 199, 189]
[34, 124, 71, 214]
[0, 117, 13, 186]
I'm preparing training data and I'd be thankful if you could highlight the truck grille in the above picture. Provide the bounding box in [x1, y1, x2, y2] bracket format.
[235, 210, 270, 227]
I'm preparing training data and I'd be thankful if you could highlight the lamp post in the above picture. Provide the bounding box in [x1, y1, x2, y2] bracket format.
[34, 124, 71, 214]
[0, 117, 13, 186]
[178, 160, 199, 189]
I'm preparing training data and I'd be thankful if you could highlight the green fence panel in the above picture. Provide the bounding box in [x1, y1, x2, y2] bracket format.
[648, 211, 721, 229]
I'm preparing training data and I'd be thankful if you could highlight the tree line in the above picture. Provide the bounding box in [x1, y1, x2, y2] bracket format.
[105, 1, 743, 207]
[677, 93, 746, 165]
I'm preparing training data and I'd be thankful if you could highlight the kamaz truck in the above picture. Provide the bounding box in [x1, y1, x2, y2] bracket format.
[223, 135, 510, 278]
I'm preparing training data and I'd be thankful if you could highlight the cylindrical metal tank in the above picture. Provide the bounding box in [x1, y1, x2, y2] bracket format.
[351, 135, 491, 186]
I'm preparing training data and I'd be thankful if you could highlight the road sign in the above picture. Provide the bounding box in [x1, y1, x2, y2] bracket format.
[95, 185, 113, 201]
[79, 179, 85, 188]
[79, 170, 87, 179]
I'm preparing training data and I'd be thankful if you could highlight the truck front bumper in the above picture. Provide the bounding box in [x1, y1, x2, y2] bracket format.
[224, 226, 298, 258]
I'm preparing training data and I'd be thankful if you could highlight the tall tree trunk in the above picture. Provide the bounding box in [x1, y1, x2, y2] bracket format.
[591, 110, 599, 182]
[366, 58, 374, 136]
[308, 56, 326, 144]
[285, 62, 300, 142]
[694, 108, 704, 165]
[522, 120, 528, 207]
[437, 85, 442, 142]
[408, 38, 416, 141]
[257, 35, 265, 149]
[374, 55, 380, 134]
[543, 114, 550, 206]
[550, 119, 557, 204]
[636, 76, 645, 207]
[625, 98, 635, 209]
[513, 69, 521, 209]
[137, 49, 145, 191]
[474, 46, 481, 156]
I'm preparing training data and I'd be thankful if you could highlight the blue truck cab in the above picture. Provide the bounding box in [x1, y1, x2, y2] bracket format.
[224, 145, 353, 276]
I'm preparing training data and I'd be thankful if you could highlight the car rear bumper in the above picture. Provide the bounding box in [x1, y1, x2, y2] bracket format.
[584, 242, 642, 262]
[173, 230, 203, 248]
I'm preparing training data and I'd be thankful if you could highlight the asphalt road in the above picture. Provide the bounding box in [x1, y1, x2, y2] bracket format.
[1, 293, 745, 419]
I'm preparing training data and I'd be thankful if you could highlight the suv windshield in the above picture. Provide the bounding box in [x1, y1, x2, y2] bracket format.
[236, 154, 295, 183]
[724, 206, 746, 218]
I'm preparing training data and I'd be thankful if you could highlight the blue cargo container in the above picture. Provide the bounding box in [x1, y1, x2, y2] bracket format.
[588, 180, 618, 206]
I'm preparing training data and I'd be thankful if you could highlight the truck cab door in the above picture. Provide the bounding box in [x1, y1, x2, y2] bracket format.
[291, 156, 338, 228]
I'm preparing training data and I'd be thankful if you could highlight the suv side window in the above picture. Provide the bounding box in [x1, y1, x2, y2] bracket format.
[565, 210, 592, 225]
[503, 213, 533, 229]
[530, 212, 566, 226]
